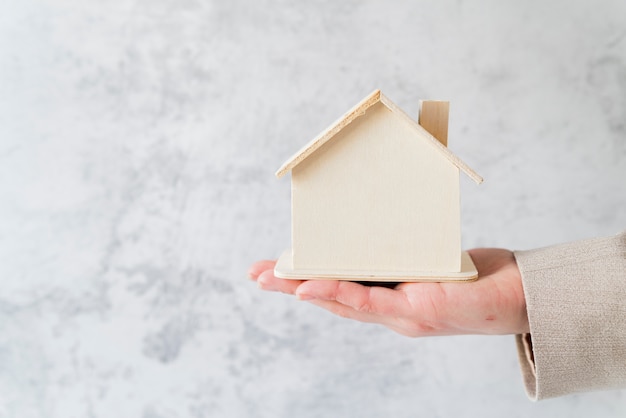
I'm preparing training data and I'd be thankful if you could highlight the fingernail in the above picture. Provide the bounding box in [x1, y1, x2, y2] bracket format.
[296, 293, 315, 301]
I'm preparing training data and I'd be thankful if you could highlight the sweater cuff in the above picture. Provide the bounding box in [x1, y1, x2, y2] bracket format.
[515, 333, 537, 400]
[513, 232, 626, 400]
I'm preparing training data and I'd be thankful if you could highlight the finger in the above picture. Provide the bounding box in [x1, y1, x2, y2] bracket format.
[296, 280, 413, 317]
[394, 282, 451, 321]
[306, 299, 427, 336]
[248, 260, 276, 280]
[257, 269, 303, 294]
[308, 298, 446, 337]
[306, 299, 386, 325]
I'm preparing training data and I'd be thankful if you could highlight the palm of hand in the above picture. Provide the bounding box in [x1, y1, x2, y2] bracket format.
[249, 249, 529, 337]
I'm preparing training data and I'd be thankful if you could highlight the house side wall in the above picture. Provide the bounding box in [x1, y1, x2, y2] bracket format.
[292, 102, 461, 273]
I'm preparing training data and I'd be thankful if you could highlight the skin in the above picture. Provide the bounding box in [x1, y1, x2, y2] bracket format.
[248, 249, 530, 337]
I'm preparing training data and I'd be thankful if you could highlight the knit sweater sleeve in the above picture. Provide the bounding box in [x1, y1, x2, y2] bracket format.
[513, 232, 626, 400]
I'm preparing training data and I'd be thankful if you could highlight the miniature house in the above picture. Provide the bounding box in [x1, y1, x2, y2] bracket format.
[274, 90, 483, 282]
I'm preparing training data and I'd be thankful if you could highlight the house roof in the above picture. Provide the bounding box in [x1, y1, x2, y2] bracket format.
[275, 89, 483, 184]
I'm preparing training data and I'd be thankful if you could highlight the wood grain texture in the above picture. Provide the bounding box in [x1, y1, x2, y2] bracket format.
[275, 89, 381, 178]
[419, 100, 449, 147]
[378, 94, 483, 184]
[292, 102, 462, 273]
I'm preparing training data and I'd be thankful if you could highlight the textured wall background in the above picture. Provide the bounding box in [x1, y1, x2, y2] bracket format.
[1, 0, 625, 417]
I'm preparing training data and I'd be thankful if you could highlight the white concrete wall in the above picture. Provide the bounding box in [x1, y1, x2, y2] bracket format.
[1, 1, 625, 417]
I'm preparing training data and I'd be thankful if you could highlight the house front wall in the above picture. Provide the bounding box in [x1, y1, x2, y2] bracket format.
[292, 102, 461, 273]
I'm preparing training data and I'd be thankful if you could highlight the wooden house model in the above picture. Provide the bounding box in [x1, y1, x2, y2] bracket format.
[274, 89, 483, 282]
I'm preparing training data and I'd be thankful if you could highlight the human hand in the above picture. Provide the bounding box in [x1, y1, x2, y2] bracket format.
[248, 249, 529, 337]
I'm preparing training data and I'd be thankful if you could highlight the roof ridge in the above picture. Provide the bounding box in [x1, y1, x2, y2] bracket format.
[275, 89, 381, 178]
[275, 90, 483, 184]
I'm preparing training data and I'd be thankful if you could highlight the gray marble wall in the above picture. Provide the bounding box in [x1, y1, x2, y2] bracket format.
[1, 0, 625, 417]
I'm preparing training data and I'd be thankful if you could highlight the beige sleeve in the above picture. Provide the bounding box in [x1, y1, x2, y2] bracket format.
[513, 232, 626, 400]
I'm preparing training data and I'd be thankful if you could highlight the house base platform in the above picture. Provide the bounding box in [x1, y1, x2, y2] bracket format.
[274, 250, 478, 283]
